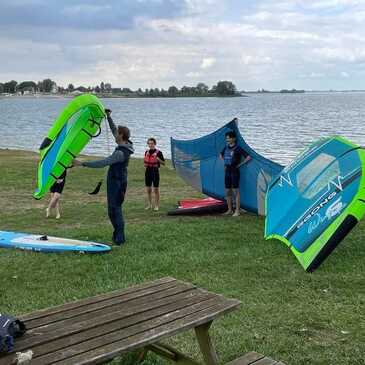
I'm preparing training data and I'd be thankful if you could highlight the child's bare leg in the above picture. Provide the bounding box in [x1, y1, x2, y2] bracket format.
[55, 200, 61, 219]
[224, 189, 233, 215]
[153, 187, 160, 211]
[145, 187, 152, 209]
[52, 193, 61, 219]
[233, 189, 241, 216]
[46, 193, 54, 217]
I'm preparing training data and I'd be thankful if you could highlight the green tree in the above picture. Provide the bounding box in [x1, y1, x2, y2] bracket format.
[181, 86, 191, 96]
[196, 82, 209, 95]
[68, 83, 74, 92]
[215, 81, 237, 96]
[168, 86, 178, 97]
[76, 86, 87, 92]
[4, 80, 18, 93]
[18, 81, 37, 91]
[0, 83, 3, 94]
[41, 79, 55, 93]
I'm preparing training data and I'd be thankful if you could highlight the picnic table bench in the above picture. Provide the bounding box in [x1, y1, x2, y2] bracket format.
[1, 277, 241, 365]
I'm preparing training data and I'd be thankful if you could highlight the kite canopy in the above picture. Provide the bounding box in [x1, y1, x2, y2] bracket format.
[167, 197, 227, 216]
[265, 136, 365, 272]
[34, 94, 105, 200]
[171, 119, 283, 215]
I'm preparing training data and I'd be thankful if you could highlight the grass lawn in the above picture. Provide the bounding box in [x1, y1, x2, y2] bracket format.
[0, 149, 364, 365]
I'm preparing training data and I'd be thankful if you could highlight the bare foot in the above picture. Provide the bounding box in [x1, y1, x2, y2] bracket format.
[222, 210, 233, 216]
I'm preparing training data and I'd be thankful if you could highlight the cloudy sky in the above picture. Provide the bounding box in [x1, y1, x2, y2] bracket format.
[1, 0, 365, 90]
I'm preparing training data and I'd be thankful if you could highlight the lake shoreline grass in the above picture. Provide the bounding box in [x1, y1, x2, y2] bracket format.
[0, 149, 364, 365]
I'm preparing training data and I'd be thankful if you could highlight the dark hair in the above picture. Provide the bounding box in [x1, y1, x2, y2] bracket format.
[225, 130, 236, 139]
[147, 137, 157, 145]
[117, 126, 130, 141]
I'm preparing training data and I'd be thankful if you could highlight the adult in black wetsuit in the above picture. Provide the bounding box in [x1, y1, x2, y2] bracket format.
[73, 109, 134, 245]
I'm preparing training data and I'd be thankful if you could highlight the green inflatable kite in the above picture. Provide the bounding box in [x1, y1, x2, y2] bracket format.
[34, 94, 105, 200]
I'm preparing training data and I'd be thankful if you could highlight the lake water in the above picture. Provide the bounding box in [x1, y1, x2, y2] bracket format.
[1, 93, 365, 165]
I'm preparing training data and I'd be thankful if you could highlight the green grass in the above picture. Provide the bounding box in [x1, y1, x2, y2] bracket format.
[0, 149, 364, 365]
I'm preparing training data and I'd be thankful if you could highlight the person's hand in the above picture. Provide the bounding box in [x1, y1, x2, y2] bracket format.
[72, 159, 83, 167]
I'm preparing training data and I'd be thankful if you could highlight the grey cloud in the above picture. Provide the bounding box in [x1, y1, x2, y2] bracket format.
[0, 0, 187, 31]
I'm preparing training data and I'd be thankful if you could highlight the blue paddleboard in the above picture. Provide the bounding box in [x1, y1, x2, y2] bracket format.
[0, 231, 111, 253]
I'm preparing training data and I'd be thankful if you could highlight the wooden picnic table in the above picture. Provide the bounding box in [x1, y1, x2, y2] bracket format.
[1, 277, 240, 365]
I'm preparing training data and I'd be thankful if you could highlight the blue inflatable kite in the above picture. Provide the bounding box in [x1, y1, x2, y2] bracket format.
[265, 136, 365, 271]
[171, 118, 283, 215]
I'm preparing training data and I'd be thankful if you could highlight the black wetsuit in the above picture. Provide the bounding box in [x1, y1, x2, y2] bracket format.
[50, 170, 67, 194]
[82, 116, 134, 245]
[145, 149, 165, 188]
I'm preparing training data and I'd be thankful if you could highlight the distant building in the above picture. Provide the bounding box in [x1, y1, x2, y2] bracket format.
[51, 82, 58, 93]
[18, 86, 36, 95]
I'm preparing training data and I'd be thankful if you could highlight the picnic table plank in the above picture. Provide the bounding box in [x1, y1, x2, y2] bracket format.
[30, 297, 228, 365]
[225, 352, 286, 365]
[35, 299, 239, 365]
[1, 278, 241, 365]
[25, 279, 183, 329]
[226, 351, 265, 365]
[253, 357, 279, 365]
[4, 292, 215, 364]
[20, 277, 176, 322]
[5, 284, 200, 356]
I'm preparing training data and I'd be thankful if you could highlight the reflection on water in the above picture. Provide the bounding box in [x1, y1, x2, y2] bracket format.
[1, 93, 365, 165]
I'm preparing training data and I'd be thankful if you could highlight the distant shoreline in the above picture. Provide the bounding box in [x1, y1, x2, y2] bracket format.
[2, 90, 365, 99]
[0, 93, 247, 99]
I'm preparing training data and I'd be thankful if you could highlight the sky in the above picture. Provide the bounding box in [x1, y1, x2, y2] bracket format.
[1, 0, 365, 90]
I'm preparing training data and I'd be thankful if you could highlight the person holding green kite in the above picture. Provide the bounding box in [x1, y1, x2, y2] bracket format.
[73, 109, 134, 246]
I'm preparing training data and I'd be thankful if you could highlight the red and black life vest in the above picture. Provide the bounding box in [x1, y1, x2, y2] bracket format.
[144, 149, 160, 168]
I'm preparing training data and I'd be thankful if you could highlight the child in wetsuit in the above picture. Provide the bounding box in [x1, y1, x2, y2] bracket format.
[144, 138, 165, 211]
[46, 170, 67, 219]
[220, 130, 251, 216]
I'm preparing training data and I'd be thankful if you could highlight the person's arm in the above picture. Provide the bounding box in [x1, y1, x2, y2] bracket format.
[157, 151, 165, 166]
[220, 147, 225, 160]
[81, 150, 126, 168]
[105, 110, 117, 138]
[236, 148, 251, 168]
[56, 170, 67, 183]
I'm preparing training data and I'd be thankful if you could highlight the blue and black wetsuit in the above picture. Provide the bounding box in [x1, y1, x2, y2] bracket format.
[221, 144, 248, 189]
[83, 116, 134, 245]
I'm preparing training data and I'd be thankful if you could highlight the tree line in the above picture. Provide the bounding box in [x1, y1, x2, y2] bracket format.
[0, 79, 241, 97]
